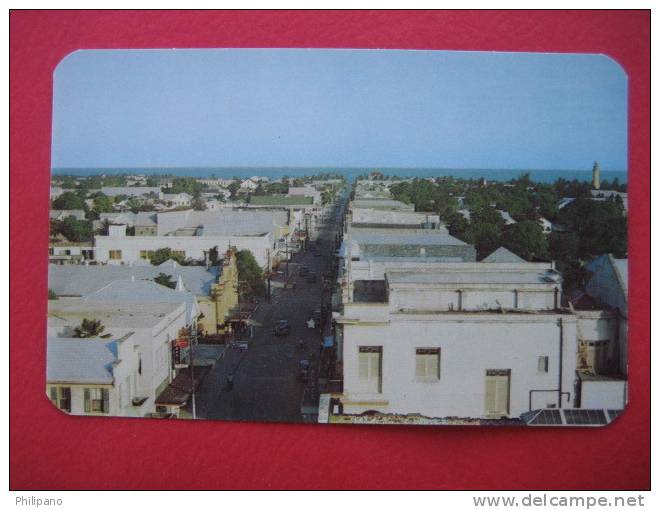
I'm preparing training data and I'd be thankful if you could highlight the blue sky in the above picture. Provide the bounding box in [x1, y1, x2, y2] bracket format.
[51, 49, 627, 171]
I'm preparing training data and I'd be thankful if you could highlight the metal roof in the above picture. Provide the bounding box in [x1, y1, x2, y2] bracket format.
[482, 247, 525, 263]
[82, 279, 200, 323]
[48, 301, 184, 330]
[49, 264, 219, 297]
[47, 336, 120, 384]
[386, 269, 559, 286]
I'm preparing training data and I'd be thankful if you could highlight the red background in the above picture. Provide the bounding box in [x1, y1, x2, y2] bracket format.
[10, 10, 650, 490]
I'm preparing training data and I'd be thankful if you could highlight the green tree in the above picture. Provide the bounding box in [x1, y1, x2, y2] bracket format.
[227, 181, 240, 199]
[501, 220, 549, 261]
[556, 198, 627, 258]
[208, 245, 220, 266]
[48, 288, 58, 300]
[52, 217, 93, 242]
[73, 318, 105, 338]
[92, 193, 114, 214]
[470, 222, 502, 260]
[150, 248, 186, 266]
[191, 197, 207, 211]
[235, 249, 265, 297]
[52, 191, 85, 210]
[445, 212, 471, 242]
[168, 177, 203, 196]
[154, 273, 176, 289]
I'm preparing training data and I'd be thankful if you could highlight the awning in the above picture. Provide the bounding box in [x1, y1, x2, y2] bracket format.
[155, 366, 211, 406]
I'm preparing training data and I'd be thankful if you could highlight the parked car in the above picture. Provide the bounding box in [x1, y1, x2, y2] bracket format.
[298, 359, 310, 382]
[273, 319, 290, 336]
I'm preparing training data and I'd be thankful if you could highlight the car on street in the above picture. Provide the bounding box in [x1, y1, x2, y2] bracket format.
[298, 359, 310, 382]
[273, 319, 291, 336]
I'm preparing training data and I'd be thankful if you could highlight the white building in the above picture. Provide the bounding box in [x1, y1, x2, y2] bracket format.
[497, 209, 517, 225]
[95, 228, 272, 268]
[349, 208, 442, 229]
[50, 186, 64, 200]
[49, 209, 86, 221]
[47, 300, 190, 417]
[333, 263, 625, 422]
[47, 334, 139, 416]
[197, 178, 235, 187]
[162, 192, 193, 208]
[94, 209, 282, 268]
[49, 242, 95, 265]
[585, 254, 628, 377]
[351, 198, 415, 212]
[240, 178, 259, 190]
[101, 186, 163, 199]
[538, 216, 553, 234]
[288, 186, 322, 205]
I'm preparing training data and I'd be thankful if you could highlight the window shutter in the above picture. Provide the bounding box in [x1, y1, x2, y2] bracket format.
[485, 378, 496, 414]
[415, 356, 426, 377]
[495, 377, 509, 414]
[102, 389, 110, 413]
[428, 355, 439, 379]
[84, 388, 90, 413]
[376, 352, 382, 393]
[358, 353, 369, 379]
[49, 386, 57, 403]
[372, 353, 381, 377]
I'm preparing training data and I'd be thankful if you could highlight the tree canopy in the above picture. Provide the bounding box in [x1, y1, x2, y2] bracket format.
[73, 318, 106, 338]
[52, 191, 85, 210]
[235, 249, 265, 297]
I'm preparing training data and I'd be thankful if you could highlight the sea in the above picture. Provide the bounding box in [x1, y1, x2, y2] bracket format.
[51, 167, 628, 184]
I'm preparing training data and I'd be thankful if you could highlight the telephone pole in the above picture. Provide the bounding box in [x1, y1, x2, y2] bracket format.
[189, 324, 197, 420]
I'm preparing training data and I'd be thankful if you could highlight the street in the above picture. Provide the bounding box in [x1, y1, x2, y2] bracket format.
[195, 207, 341, 423]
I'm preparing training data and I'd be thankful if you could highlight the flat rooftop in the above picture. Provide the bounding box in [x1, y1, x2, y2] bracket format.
[48, 300, 183, 329]
[351, 228, 469, 246]
[386, 270, 559, 286]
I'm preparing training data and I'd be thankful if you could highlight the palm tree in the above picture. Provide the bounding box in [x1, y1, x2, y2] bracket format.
[73, 318, 105, 338]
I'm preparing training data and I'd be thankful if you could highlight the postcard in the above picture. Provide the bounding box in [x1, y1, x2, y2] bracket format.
[47, 49, 628, 426]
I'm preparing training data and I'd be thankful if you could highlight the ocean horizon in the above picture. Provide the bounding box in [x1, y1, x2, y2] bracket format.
[51, 167, 628, 184]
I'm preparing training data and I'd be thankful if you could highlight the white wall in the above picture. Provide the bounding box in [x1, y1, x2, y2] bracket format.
[94, 233, 273, 269]
[47, 304, 189, 416]
[580, 380, 627, 410]
[340, 314, 578, 419]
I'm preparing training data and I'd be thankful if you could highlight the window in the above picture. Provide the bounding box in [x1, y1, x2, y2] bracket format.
[49, 386, 71, 412]
[485, 369, 510, 417]
[415, 348, 440, 379]
[358, 346, 382, 393]
[139, 250, 155, 260]
[585, 340, 609, 375]
[84, 388, 109, 413]
[109, 250, 122, 260]
[537, 356, 549, 373]
[172, 250, 186, 259]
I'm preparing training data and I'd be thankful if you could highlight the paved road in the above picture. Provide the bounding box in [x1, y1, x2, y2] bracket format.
[195, 212, 340, 423]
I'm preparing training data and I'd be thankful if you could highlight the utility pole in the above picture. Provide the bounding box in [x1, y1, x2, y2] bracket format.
[266, 249, 271, 302]
[189, 324, 197, 420]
